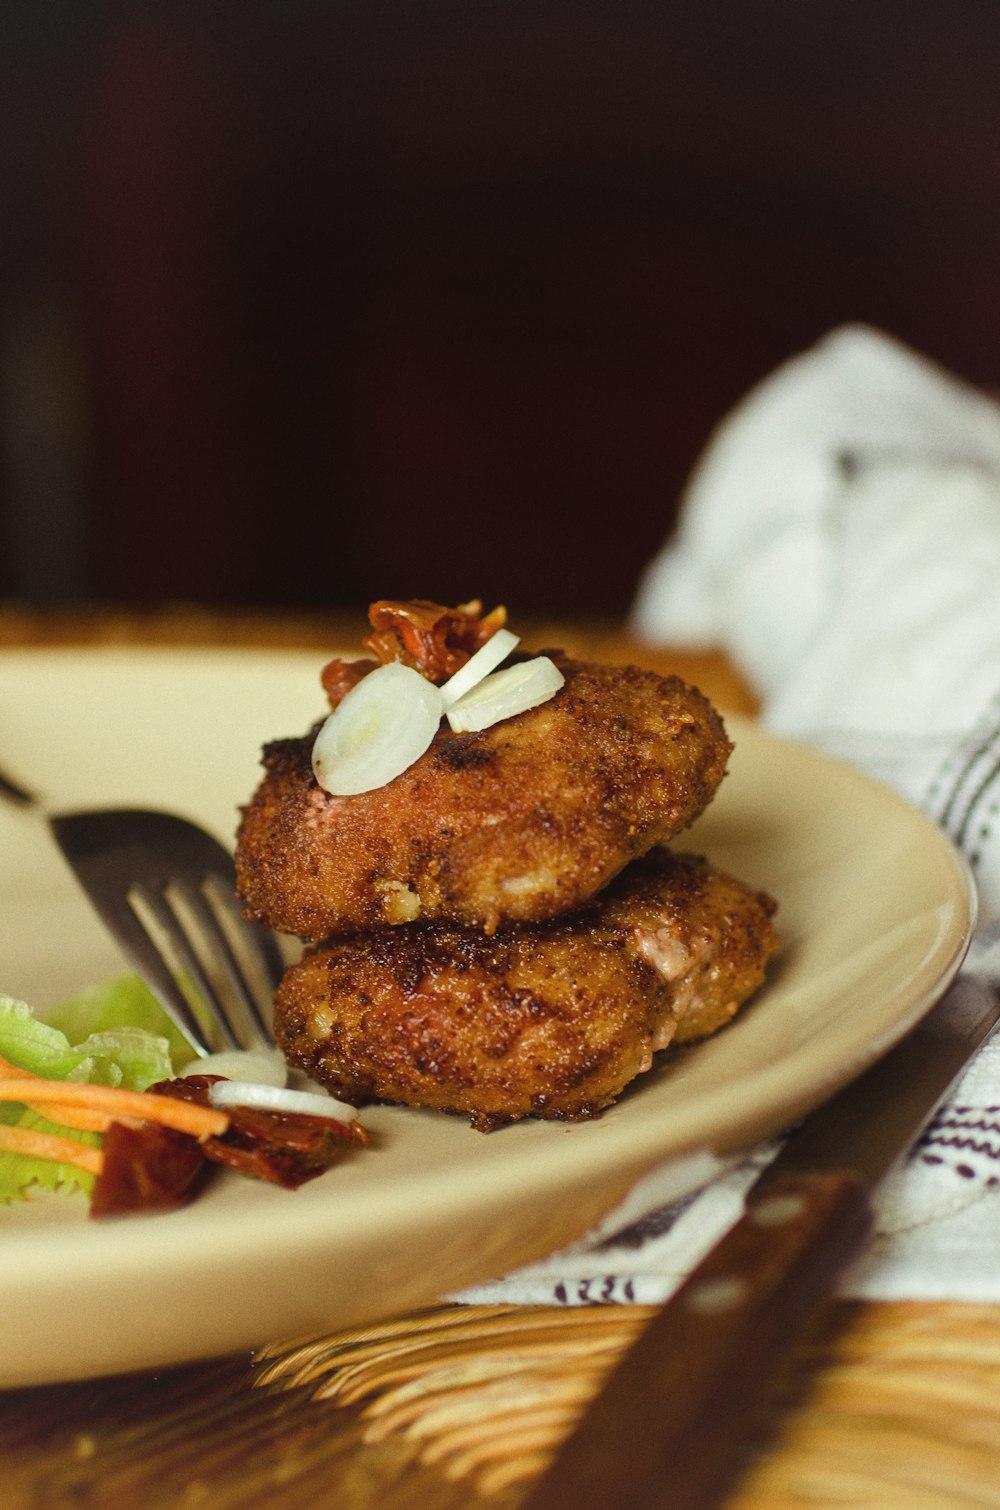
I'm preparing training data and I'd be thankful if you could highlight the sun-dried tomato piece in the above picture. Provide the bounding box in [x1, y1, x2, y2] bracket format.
[90, 1120, 207, 1218]
[364, 599, 507, 683]
[319, 600, 508, 709]
[148, 1074, 224, 1108]
[320, 656, 379, 710]
[152, 1076, 366, 1190]
[202, 1105, 363, 1187]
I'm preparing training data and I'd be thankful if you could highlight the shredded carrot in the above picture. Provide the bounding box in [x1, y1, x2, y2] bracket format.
[27, 1105, 112, 1133]
[0, 1057, 115, 1132]
[0, 1079, 228, 1140]
[0, 1055, 35, 1078]
[0, 1123, 104, 1177]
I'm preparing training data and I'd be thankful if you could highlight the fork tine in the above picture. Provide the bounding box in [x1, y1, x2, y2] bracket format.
[203, 876, 287, 1005]
[172, 879, 274, 1049]
[49, 808, 284, 1060]
[81, 875, 216, 1051]
[130, 882, 242, 1053]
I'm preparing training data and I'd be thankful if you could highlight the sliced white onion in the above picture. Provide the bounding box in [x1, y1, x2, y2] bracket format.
[207, 1080, 360, 1123]
[179, 1049, 288, 1086]
[312, 661, 444, 795]
[439, 627, 519, 708]
[446, 656, 565, 733]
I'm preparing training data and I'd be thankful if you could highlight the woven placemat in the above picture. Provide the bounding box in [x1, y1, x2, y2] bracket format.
[255, 1302, 1000, 1507]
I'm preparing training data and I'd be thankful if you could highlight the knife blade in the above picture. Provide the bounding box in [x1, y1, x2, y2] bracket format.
[519, 943, 1000, 1510]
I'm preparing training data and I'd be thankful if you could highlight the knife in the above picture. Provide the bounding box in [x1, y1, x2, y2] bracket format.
[0, 764, 34, 807]
[519, 927, 1000, 1510]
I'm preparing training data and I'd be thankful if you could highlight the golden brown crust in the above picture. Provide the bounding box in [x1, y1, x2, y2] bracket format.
[235, 658, 732, 940]
[272, 849, 779, 1129]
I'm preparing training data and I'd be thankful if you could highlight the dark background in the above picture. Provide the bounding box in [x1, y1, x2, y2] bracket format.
[2, 1, 999, 617]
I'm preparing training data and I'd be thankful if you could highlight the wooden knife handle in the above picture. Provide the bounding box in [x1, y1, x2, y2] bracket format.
[519, 1169, 872, 1510]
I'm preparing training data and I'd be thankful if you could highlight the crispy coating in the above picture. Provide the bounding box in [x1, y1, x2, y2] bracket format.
[235, 658, 732, 940]
[273, 850, 779, 1130]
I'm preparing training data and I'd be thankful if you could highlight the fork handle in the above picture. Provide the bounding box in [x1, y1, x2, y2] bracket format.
[518, 1169, 872, 1510]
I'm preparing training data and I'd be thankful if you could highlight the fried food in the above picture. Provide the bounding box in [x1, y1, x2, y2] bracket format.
[235, 657, 732, 940]
[237, 655, 737, 936]
[272, 849, 779, 1130]
[236, 601, 776, 1136]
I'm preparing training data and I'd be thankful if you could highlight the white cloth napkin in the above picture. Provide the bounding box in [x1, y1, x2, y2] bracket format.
[455, 325, 1000, 1308]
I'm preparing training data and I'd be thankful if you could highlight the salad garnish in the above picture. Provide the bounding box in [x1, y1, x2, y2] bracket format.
[0, 984, 366, 1217]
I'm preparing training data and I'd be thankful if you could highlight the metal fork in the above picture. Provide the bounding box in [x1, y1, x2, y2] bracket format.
[47, 808, 285, 1057]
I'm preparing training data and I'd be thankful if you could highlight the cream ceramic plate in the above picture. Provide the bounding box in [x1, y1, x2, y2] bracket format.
[0, 649, 974, 1387]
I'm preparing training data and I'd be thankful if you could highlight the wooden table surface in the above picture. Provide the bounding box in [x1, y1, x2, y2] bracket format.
[2, 604, 1000, 1510]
